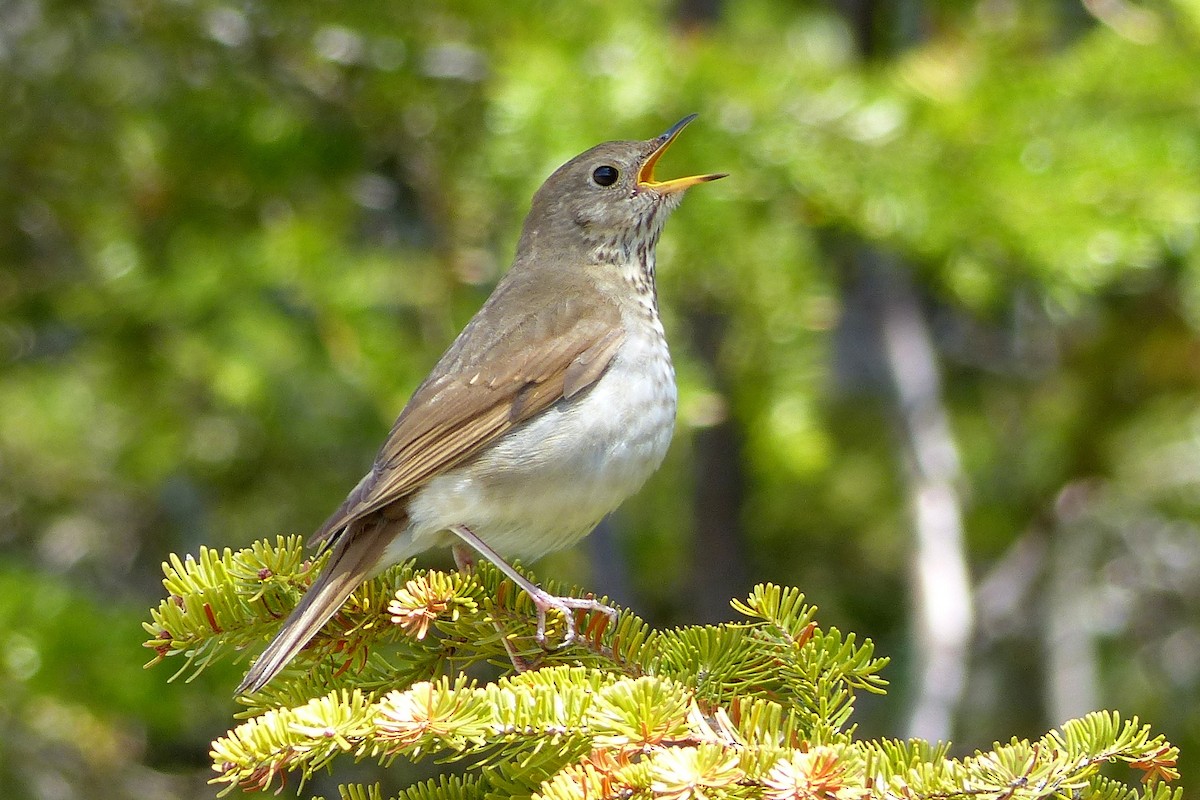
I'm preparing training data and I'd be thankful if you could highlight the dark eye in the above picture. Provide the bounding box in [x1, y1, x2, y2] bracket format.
[591, 165, 619, 186]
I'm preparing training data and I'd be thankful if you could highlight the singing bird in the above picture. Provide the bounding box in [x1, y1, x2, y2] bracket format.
[238, 116, 724, 694]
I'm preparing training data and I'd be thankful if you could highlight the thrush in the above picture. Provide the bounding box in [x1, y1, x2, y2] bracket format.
[237, 115, 725, 694]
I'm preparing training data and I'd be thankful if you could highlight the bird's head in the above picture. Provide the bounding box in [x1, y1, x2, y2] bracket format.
[521, 115, 726, 265]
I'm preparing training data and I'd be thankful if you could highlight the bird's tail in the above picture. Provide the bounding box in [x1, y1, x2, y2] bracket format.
[236, 518, 393, 695]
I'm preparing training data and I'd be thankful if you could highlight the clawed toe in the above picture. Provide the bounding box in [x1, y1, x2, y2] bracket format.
[529, 590, 617, 647]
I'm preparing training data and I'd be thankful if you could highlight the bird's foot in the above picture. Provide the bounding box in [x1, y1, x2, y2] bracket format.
[448, 525, 617, 650]
[526, 587, 618, 647]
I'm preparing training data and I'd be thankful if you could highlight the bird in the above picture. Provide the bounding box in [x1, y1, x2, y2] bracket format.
[237, 115, 725, 694]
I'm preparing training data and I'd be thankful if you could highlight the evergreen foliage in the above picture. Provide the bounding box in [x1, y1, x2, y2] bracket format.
[6, 2, 1200, 796]
[144, 539, 1180, 799]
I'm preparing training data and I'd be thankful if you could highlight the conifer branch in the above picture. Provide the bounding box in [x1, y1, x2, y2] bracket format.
[144, 538, 1183, 800]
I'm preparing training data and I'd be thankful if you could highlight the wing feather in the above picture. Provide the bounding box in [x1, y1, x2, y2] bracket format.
[309, 299, 625, 550]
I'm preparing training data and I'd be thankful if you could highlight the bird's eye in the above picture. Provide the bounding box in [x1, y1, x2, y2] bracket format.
[591, 165, 619, 187]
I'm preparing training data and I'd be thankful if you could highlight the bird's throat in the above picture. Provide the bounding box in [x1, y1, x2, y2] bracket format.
[590, 206, 670, 307]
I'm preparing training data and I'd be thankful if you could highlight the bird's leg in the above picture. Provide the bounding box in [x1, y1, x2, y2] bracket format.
[452, 541, 536, 671]
[451, 544, 475, 571]
[448, 524, 617, 646]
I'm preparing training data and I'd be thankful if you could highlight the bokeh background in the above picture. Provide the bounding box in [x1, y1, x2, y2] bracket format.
[2, 0, 1199, 797]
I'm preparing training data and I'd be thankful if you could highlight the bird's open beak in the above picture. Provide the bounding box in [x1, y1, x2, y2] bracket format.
[637, 114, 727, 195]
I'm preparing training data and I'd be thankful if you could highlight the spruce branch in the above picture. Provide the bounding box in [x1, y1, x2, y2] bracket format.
[142, 536, 324, 681]
[144, 539, 1183, 800]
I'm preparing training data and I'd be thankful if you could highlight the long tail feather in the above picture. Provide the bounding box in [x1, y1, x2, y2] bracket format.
[237, 519, 393, 695]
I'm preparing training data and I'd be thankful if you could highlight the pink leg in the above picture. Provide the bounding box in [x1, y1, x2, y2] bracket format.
[452, 540, 533, 670]
[452, 544, 475, 571]
[449, 524, 617, 645]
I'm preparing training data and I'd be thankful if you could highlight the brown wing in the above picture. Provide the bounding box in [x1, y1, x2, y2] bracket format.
[309, 292, 625, 550]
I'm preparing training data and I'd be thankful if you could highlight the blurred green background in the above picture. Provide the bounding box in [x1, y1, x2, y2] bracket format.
[3, 0, 1199, 796]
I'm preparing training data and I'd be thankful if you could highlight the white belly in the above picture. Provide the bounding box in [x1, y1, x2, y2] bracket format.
[395, 331, 675, 563]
